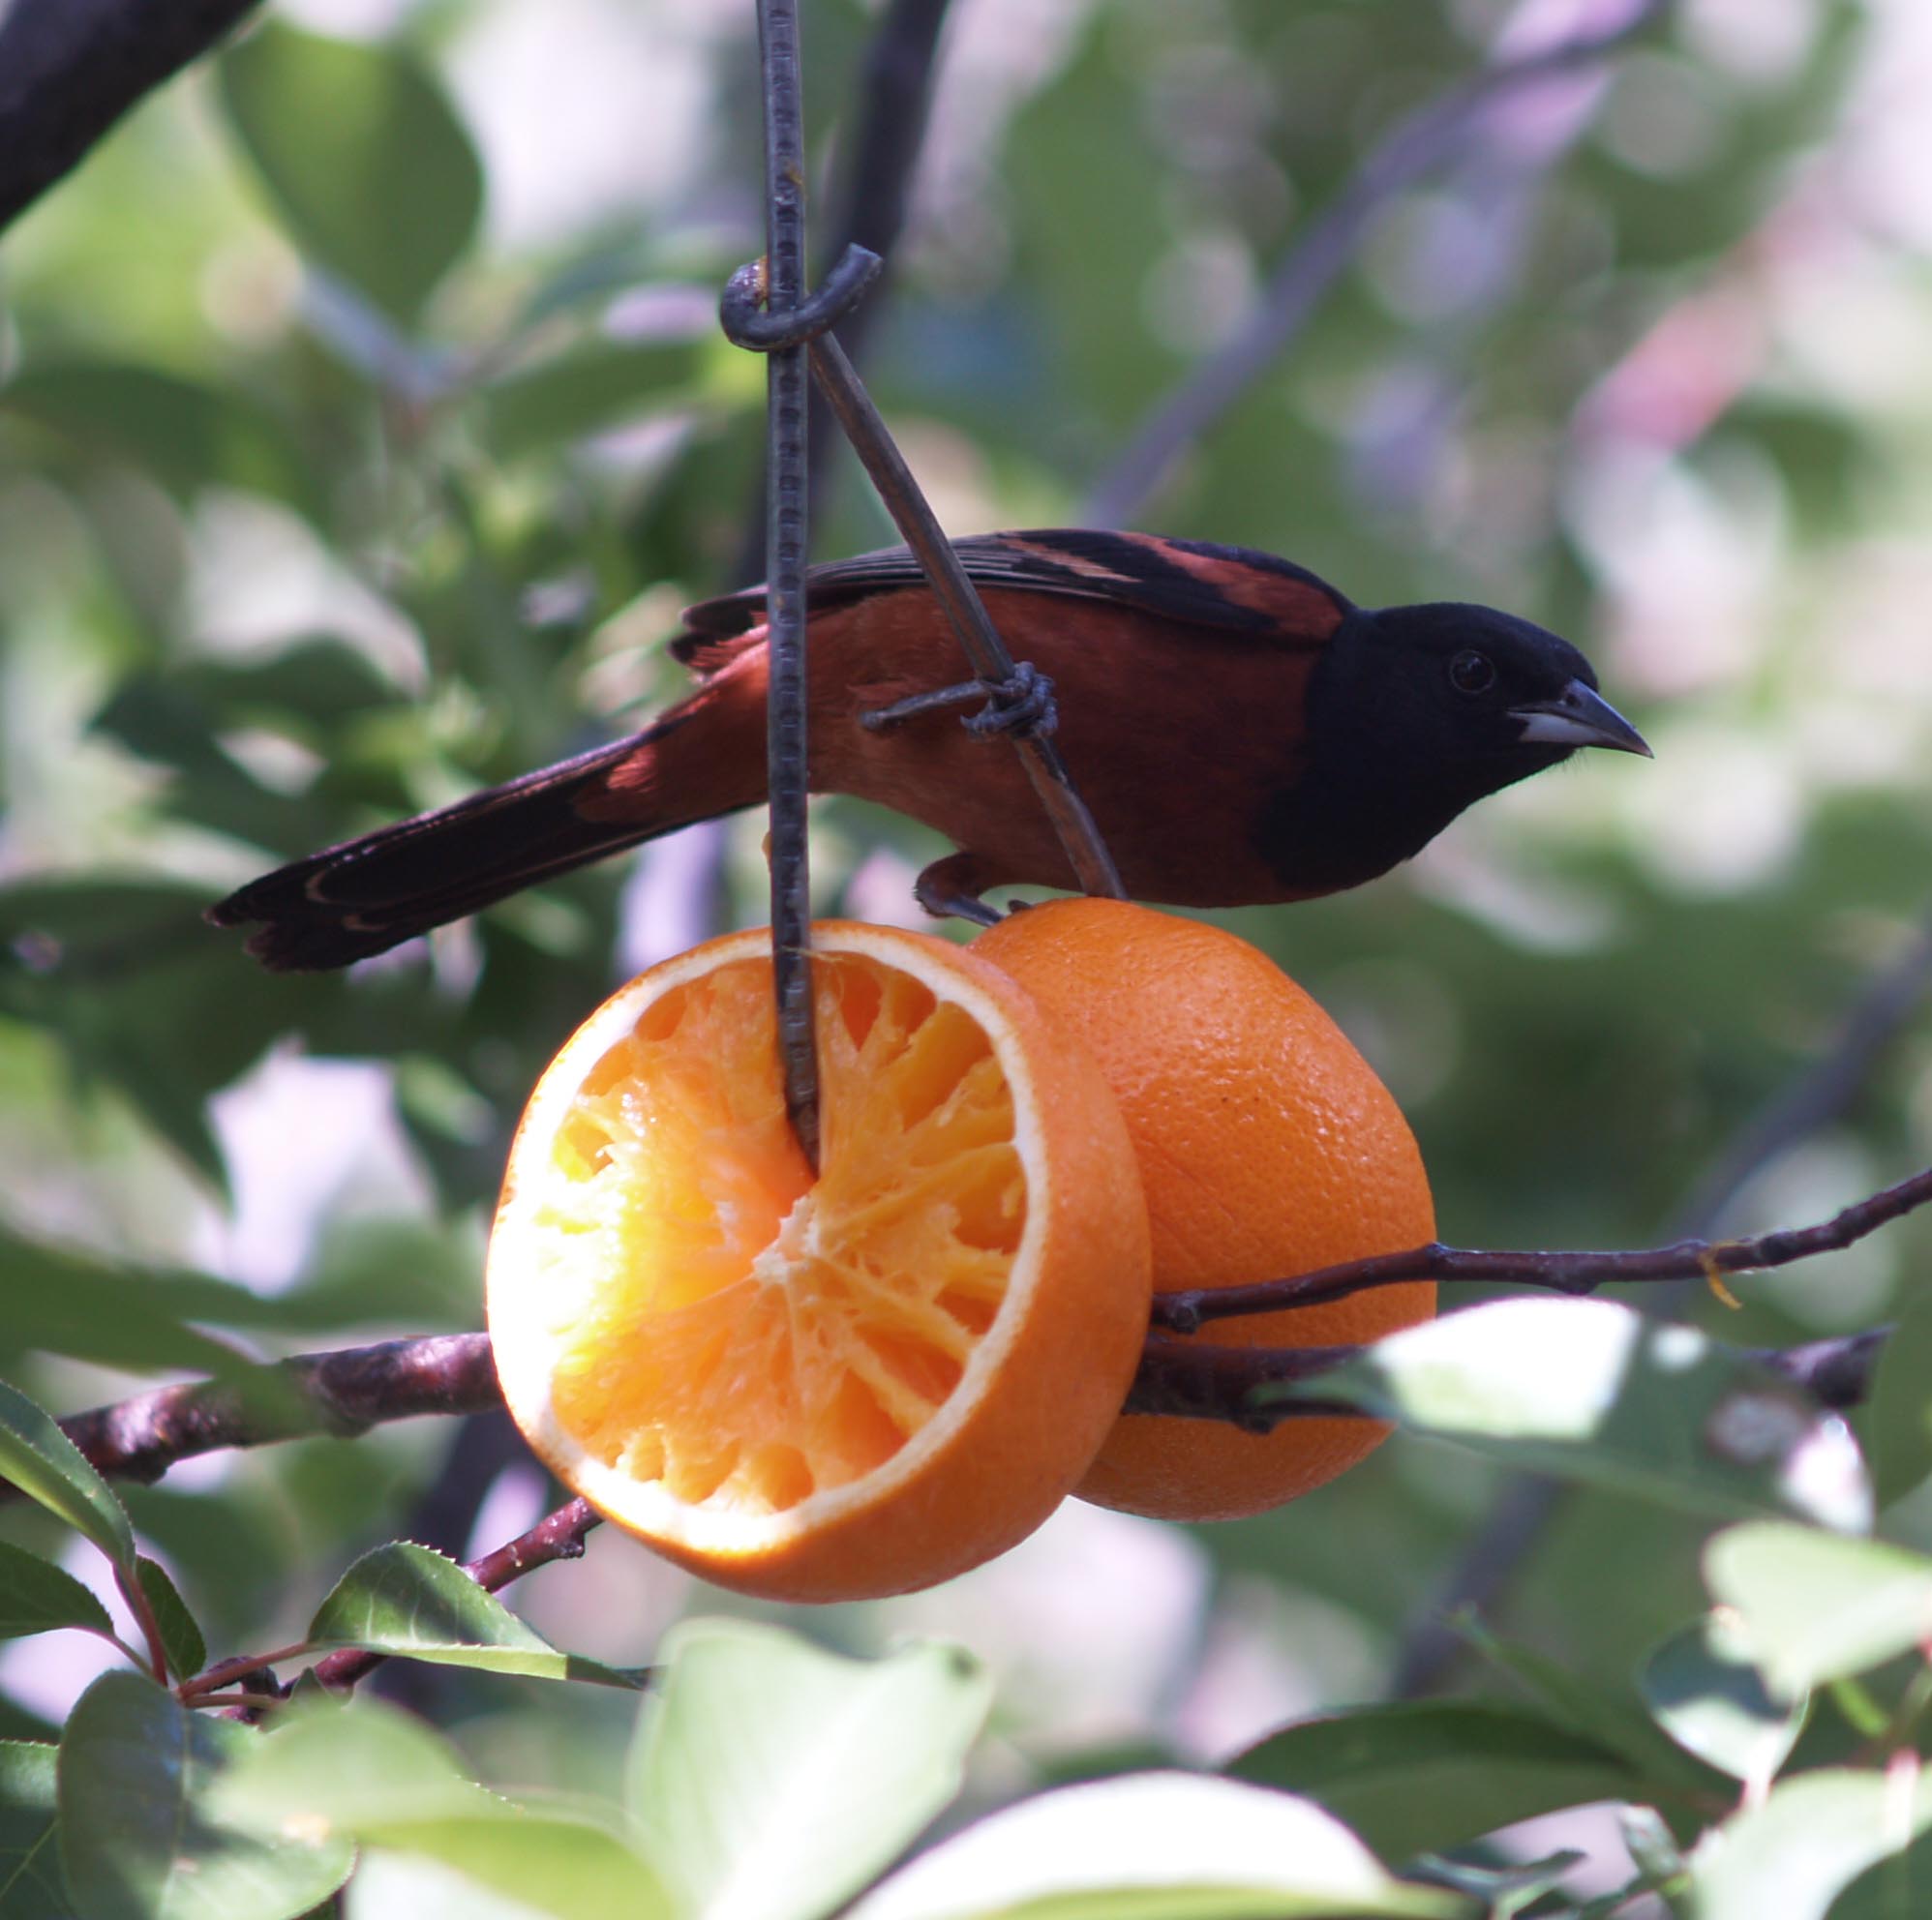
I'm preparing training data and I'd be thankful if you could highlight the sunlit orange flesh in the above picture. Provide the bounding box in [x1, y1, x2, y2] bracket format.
[523, 952, 1026, 1519]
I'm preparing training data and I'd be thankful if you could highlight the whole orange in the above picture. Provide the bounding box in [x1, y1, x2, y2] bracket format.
[974, 899, 1434, 1521]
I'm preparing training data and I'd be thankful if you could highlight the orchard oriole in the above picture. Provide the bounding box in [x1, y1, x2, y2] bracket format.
[209, 528, 1649, 970]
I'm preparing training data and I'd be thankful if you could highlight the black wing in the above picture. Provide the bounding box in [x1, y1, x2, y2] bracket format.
[676, 528, 1353, 665]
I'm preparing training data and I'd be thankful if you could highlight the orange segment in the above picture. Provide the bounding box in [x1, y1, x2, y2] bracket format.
[487, 920, 1153, 1603]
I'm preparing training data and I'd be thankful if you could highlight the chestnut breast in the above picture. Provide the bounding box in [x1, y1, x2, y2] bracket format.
[807, 588, 1324, 905]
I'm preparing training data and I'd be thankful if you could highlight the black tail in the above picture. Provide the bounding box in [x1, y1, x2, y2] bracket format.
[209, 727, 686, 971]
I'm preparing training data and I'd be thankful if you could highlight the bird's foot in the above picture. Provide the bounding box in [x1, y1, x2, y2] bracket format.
[860, 662, 1059, 741]
[962, 662, 1058, 739]
[913, 873, 1003, 926]
[912, 852, 1008, 926]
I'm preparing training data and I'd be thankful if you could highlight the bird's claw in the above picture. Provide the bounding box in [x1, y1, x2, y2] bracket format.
[913, 874, 1003, 925]
[961, 662, 1057, 740]
[859, 662, 1059, 741]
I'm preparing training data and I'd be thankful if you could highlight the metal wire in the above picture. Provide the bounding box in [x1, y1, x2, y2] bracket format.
[734, 0, 1128, 1167]
[805, 332, 1125, 903]
[753, 0, 820, 1171]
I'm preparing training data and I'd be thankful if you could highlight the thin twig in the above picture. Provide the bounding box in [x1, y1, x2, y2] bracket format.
[35, 1155, 1930, 1493]
[818, 0, 951, 369]
[179, 1641, 316, 1704]
[0, 0, 263, 234]
[1125, 1338, 1366, 1426]
[33, 1334, 499, 1494]
[115, 1567, 172, 1685]
[1392, 919, 1932, 1697]
[774, 0, 955, 577]
[1670, 913, 1932, 1244]
[193, 1500, 603, 1709]
[1122, 1326, 1888, 1430]
[1080, 3, 1663, 528]
[1152, 1164, 1932, 1331]
[307, 1497, 600, 1695]
[1762, 1328, 1890, 1412]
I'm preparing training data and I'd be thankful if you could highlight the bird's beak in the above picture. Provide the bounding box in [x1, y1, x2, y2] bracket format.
[1510, 680, 1652, 758]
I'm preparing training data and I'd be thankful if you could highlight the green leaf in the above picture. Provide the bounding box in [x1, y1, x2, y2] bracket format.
[1639, 1612, 1803, 1785]
[844, 1774, 1467, 1920]
[1704, 1523, 1932, 1698]
[1871, 1285, 1932, 1507]
[0, 879, 288, 1191]
[219, 21, 483, 325]
[1684, 1768, 1932, 1920]
[213, 1696, 498, 1832]
[629, 1614, 996, 1916]
[1229, 1700, 1640, 1861]
[1619, 1803, 1687, 1888]
[0, 1377, 134, 1573]
[211, 1699, 669, 1920]
[360, 1819, 669, 1920]
[1404, 1852, 1583, 1920]
[56, 1672, 351, 1920]
[0, 1224, 279, 1375]
[0, 1742, 74, 1918]
[306, 1542, 643, 1687]
[135, 1561, 206, 1684]
[337, 1852, 552, 1920]
[1461, 1621, 1728, 1798]
[0, 1545, 111, 1644]
[626, 1618, 995, 1920]
[1, 363, 313, 513]
[1281, 1300, 1872, 1531]
[481, 343, 708, 462]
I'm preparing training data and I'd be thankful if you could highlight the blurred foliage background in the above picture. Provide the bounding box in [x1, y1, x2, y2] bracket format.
[4, 0, 1932, 1905]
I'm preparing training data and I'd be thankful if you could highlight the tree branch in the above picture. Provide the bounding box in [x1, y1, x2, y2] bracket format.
[1151, 1163, 1932, 1333]
[808, 0, 952, 475]
[1080, 2, 1661, 528]
[1669, 912, 1932, 1241]
[29, 1152, 1926, 1495]
[49, 1334, 499, 1490]
[190, 1494, 604, 1709]
[1123, 1326, 1888, 1430]
[1392, 916, 1932, 1698]
[306, 1496, 600, 1696]
[0, 0, 264, 234]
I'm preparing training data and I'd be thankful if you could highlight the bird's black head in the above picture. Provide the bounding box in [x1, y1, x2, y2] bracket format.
[1262, 600, 1649, 895]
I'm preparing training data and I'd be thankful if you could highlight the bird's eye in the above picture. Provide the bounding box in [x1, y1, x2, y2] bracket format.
[1448, 649, 1496, 697]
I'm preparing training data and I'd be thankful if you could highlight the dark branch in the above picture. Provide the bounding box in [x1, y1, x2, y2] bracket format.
[1122, 1327, 1887, 1433]
[808, 0, 952, 461]
[0, 0, 263, 234]
[1761, 1328, 1889, 1413]
[1152, 1163, 1932, 1332]
[38, 1151, 1924, 1493]
[45, 1334, 499, 1492]
[1393, 915, 1932, 1698]
[1080, 3, 1662, 527]
[1671, 913, 1932, 1239]
[307, 1496, 600, 1695]
[1125, 1338, 1365, 1426]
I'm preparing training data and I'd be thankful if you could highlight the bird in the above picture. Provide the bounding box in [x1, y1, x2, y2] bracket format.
[208, 526, 1650, 971]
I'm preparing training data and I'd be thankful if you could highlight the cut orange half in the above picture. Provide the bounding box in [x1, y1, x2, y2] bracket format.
[487, 921, 1153, 1603]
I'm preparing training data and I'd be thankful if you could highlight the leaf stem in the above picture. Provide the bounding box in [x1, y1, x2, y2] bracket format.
[113, 1564, 170, 1685]
[176, 1642, 316, 1703]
